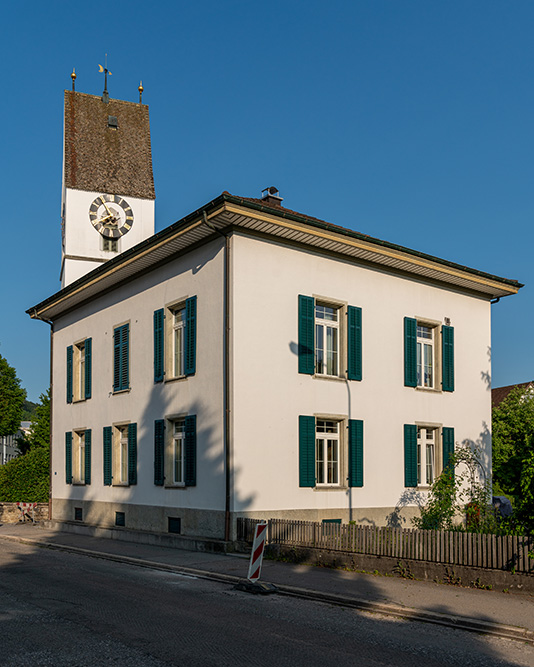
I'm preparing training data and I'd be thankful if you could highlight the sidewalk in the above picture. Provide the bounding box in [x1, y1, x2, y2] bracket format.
[0, 521, 533, 644]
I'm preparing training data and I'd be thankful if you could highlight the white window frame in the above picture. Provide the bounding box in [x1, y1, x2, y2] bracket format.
[72, 429, 86, 485]
[415, 319, 441, 390]
[165, 300, 187, 381]
[164, 414, 188, 488]
[314, 300, 343, 378]
[416, 424, 443, 487]
[315, 418, 341, 487]
[112, 423, 130, 486]
[73, 339, 87, 402]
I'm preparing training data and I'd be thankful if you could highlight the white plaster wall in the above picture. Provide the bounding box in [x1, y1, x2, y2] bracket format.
[51, 237, 225, 512]
[230, 233, 492, 516]
[62, 188, 155, 285]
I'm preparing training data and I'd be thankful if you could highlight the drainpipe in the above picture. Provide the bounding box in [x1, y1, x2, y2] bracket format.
[203, 212, 232, 542]
[29, 310, 54, 521]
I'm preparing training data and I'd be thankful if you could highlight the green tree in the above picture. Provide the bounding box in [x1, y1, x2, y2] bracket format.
[0, 353, 26, 437]
[25, 388, 50, 450]
[0, 447, 49, 502]
[493, 387, 534, 533]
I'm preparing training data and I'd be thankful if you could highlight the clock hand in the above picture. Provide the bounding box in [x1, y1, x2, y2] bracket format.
[99, 197, 113, 217]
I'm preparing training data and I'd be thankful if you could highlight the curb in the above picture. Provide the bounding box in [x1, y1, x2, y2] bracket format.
[1, 533, 533, 646]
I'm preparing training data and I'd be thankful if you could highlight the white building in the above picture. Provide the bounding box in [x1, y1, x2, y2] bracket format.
[28, 90, 522, 540]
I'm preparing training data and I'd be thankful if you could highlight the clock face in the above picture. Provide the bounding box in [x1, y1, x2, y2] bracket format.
[89, 194, 134, 239]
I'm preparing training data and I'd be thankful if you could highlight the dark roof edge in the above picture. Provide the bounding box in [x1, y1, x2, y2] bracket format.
[221, 193, 523, 290]
[27, 192, 522, 317]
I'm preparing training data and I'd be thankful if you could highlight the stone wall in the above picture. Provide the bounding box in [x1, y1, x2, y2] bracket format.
[0, 502, 49, 523]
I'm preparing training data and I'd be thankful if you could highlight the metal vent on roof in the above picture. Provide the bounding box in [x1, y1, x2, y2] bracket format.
[108, 115, 118, 128]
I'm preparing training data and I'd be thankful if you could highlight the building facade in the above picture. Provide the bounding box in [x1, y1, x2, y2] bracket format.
[30, 195, 521, 538]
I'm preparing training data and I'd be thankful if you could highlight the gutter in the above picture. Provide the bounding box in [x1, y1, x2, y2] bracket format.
[202, 211, 232, 542]
[28, 309, 54, 521]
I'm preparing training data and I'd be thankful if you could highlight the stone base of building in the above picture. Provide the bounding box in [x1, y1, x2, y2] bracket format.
[51, 498, 226, 540]
[52, 498, 422, 541]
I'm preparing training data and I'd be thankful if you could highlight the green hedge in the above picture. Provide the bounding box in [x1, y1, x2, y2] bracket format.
[0, 448, 49, 502]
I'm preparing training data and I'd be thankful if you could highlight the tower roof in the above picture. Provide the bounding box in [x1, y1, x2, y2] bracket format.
[64, 91, 155, 200]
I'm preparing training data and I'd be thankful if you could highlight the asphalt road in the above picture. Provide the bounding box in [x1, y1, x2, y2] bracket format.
[0, 540, 533, 667]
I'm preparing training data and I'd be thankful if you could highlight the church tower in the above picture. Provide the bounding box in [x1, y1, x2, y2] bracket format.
[60, 78, 155, 287]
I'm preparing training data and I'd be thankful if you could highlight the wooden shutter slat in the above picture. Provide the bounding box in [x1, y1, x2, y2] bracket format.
[154, 419, 165, 485]
[347, 306, 362, 381]
[404, 318, 417, 387]
[153, 309, 164, 383]
[185, 297, 197, 376]
[84, 338, 92, 399]
[184, 415, 196, 486]
[103, 426, 112, 485]
[442, 427, 455, 478]
[404, 424, 417, 487]
[299, 415, 315, 487]
[442, 325, 455, 392]
[298, 295, 315, 375]
[66, 346, 73, 403]
[348, 419, 364, 487]
[65, 432, 72, 484]
[128, 423, 137, 485]
[84, 429, 92, 485]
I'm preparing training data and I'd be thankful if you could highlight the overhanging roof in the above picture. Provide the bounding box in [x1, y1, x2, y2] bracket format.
[28, 193, 522, 321]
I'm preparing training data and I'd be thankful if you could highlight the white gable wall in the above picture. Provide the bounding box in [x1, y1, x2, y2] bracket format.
[51, 238, 226, 533]
[231, 233, 491, 523]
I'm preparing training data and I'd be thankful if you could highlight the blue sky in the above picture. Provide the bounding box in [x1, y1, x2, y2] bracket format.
[1, 1, 533, 402]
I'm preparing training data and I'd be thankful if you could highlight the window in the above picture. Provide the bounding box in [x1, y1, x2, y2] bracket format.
[299, 416, 363, 488]
[66, 338, 91, 403]
[103, 423, 137, 486]
[404, 318, 454, 392]
[154, 416, 197, 487]
[65, 429, 91, 485]
[102, 237, 119, 252]
[172, 307, 186, 378]
[153, 296, 197, 383]
[417, 325, 434, 388]
[315, 305, 339, 376]
[417, 427, 435, 485]
[404, 424, 455, 488]
[298, 295, 362, 381]
[316, 419, 339, 485]
[113, 324, 129, 392]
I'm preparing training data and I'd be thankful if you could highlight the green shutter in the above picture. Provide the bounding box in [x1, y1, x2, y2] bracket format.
[348, 419, 364, 487]
[442, 427, 455, 478]
[347, 306, 362, 381]
[298, 295, 315, 375]
[404, 424, 417, 487]
[185, 296, 197, 376]
[128, 423, 137, 485]
[154, 309, 164, 383]
[65, 432, 72, 484]
[114, 324, 129, 391]
[103, 426, 112, 486]
[84, 338, 92, 399]
[299, 415, 315, 487]
[184, 415, 196, 486]
[66, 346, 73, 403]
[84, 429, 92, 485]
[404, 317, 417, 387]
[442, 325, 455, 392]
[154, 419, 165, 485]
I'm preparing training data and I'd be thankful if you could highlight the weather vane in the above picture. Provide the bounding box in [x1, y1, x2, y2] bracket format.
[98, 54, 112, 103]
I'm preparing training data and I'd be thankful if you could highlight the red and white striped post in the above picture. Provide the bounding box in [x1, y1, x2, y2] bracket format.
[247, 521, 268, 582]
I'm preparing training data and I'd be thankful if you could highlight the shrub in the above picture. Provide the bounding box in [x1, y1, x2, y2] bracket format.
[0, 447, 49, 502]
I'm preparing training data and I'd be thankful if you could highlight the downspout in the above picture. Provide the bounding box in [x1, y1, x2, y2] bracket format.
[203, 212, 232, 542]
[30, 310, 54, 520]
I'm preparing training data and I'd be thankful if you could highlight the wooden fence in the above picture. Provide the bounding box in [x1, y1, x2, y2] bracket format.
[236, 518, 534, 574]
